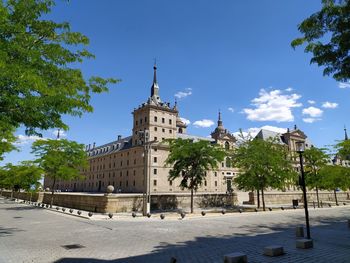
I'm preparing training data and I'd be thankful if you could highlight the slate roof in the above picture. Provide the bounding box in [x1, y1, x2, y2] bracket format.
[86, 136, 133, 158]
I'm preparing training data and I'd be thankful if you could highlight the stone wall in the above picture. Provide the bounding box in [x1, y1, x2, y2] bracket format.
[0, 190, 43, 202]
[247, 191, 350, 205]
[0, 191, 237, 213]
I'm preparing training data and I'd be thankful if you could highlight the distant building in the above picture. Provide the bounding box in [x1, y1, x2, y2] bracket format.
[44, 65, 238, 193]
[332, 127, 350, 167]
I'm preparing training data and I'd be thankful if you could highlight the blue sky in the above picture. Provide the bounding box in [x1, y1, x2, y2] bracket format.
[3, 0, 350, 164]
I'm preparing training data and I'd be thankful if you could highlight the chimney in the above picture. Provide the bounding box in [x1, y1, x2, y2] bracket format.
[118, 135, 122, 141]
[88, 144, 91, 150]
[93, 142, 96, 149]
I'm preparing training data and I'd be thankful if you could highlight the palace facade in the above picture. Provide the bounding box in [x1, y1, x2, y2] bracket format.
[44, 65, 239, 193]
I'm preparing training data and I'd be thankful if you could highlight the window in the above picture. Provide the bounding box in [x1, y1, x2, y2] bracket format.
[162, 128, 165, 133]
[133, 170, 136, 176]
[154, 137, 157, 141]
[162, 117, 165, 123]
[215, 172, 217, 177]
[140, 119, 142, 124]
[215, 181, 218, 187]
[226, 158, 231, 168]
[126, 180, 128, 187]
[222, 162, 224, 167]
[153, 168, 157, 175]
[119, 181, 122, 187]
[133, 180, 135, 186]
[169, 180, 173, 186]
[145, 117, 147, 123]
[153, 180, 157, 186]
[134, 159, 136, 164]
[127, 160, 129, 166]
[120, 171, 122, 177]
[136, 120, 138, 126]
[169, 119, 172, 125]
[169, 129, 172, 134]
[154, 127, 157, 131]
[154, 157, 157, 163]
[154, 116, 157, 122]
[120, 161, 123, 167]
[204, 181, 207, 186]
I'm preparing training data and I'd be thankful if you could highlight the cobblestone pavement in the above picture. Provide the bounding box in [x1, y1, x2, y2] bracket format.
[1, 197, 350, 263]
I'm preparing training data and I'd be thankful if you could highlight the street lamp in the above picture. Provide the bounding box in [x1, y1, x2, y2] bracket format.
[138, 130, 157, 216]
[296, 140, 311, 240]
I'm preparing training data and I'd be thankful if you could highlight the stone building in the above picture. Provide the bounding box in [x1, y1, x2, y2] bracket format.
[332, 127, 350, 167]
[44, 65, 239, 193]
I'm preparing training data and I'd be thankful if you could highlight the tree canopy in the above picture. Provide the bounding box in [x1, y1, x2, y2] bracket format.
[0, 0, 118, 158]
[0, 161, 42, 191]
[291, 0, 350, 82]
[303, 146, 329, 207]
[233, 137, 297, 210]
[165, 139, 226, 213]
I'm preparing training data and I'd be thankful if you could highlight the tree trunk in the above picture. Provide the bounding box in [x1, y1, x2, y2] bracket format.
[334, 189, 338, 206]
[11, 189, 13, 199]
[30, 191, 32, 202]
[50, 178, 56, 208]
[190, 188, 194, 213]
[257, 189, 260, 208]
[261, 188, 266, 211]
[316, 186, 320, 208]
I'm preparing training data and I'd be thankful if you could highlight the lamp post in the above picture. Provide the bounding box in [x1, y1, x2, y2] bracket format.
[296, 141, 311, 239]
[139, 130, 157, 216]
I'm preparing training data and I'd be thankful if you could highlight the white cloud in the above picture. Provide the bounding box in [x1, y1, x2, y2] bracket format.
[15, 135, 45, 145]
[285, 87, 293, 92]
[303, 118, 321, 123]
[307, 100, 316, 104]
[52, 129, 67, 138]
[228, 107, 234, 113]
[174, 88, 192, 99]
[322, 101, 338, 109]
[339, 82, 350, 89]
[243, 89, 302, 122]
[302, 106, 323, 117]
[193, 119, 214, 128]
[180, 117, 191, 126]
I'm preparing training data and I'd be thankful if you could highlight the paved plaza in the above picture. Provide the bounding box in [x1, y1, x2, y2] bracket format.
[1, 197, 350, 263]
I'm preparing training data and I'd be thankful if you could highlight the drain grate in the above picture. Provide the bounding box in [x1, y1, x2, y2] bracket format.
[13, 217, 22, 219]
[62, 244, 85, 250]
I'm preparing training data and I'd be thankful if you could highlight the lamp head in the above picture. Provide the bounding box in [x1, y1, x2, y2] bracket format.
[296, 141, 305, 153]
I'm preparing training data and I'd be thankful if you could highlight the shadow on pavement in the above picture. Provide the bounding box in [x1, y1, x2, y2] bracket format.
[54, 218, 350, 263]
[0, 226, 24, 237]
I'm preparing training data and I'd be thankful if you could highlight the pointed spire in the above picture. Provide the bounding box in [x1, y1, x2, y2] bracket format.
[153, 59, 157, 84]
[217, 110, 223, 129]
[344, 126, 348, 140]
[150, 61, 159, 98]
[57, 129, 60, 140]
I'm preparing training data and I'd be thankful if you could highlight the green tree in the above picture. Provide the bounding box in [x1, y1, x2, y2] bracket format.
[303, 147, 329, 207]
[291, 0, 350, 82]
[0, 122, 17, 161]
[0, 0, 118, 158]
[335, 139, 350, 161]
[319, 165, 350, 205]
[233, 137, 297, 211]
[0, 161, 42, 198]
[165, 139, 226, 213]
[31, 139, 88, 207]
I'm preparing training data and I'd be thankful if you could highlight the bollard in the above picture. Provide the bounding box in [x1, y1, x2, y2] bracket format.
[147, 213, 151, 218]
[77, 211, 82, 215]
[62, 208, 66, 212]
[268, 207, 272, 211]
[160, 214, 165, 220]
[180, 212, 186, 219]
[238, 209, 243, 213]
[201, 211, 206, 216]
[69, 209, 73, 213]
[263, 245, 284, 257]
[169, 257, 177, 263]
[88, 212, 93, 217]
[224, 252, 247, 263]
[222, 209, 226, 215]
[132, 212, 136, 218]
[108, 213, 113, 219]
[281, 207, 284, 210]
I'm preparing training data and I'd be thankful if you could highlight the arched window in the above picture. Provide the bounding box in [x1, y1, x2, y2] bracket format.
[226, 157, 231, 168]
[179, 128, 183, 134]
[225, 141, 230, 150]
